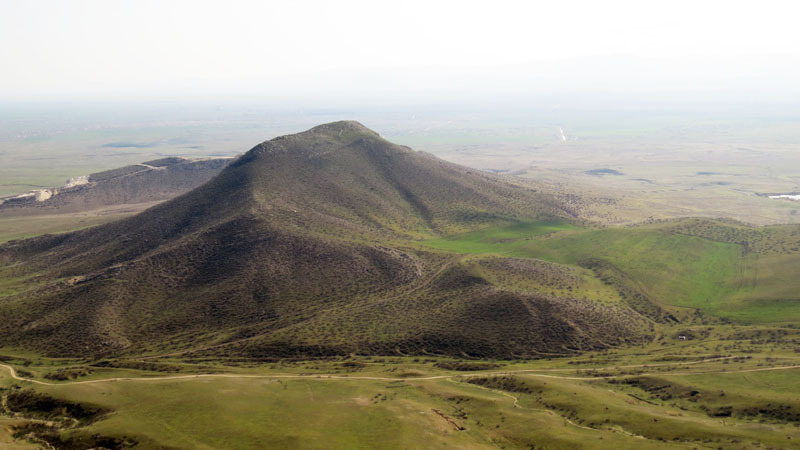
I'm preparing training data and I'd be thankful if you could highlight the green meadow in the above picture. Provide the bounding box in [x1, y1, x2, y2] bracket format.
[421, 220, 800, 324]
[422, 220, 581, 254]
[2, 334, 799, 449]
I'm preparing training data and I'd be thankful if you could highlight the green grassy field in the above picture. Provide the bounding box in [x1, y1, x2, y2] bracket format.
[422, 220, 581, 254]
[421, 220, 800, 324]
[1, 330, 799, 449]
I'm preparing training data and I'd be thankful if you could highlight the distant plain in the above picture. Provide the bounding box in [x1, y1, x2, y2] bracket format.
[3, 103, 799, 226]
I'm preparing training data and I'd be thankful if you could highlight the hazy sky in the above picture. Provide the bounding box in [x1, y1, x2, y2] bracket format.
[2, 0, 800, 103]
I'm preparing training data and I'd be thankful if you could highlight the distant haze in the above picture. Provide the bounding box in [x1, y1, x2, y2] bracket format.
[2, 0, 800, 108]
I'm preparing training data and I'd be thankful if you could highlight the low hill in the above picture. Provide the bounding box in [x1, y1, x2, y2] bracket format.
[0, 157, 231, 216]
[0, 121, 648, 358]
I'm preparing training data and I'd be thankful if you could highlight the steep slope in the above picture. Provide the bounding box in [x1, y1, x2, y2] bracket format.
[0, 121, 645, 358]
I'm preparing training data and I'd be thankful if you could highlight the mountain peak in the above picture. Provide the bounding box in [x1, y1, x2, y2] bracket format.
[237, 120, 385, 164]
[306, 120, 377, 136]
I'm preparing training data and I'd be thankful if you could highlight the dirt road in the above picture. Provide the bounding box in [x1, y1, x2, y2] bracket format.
[2, 357, 797, 387]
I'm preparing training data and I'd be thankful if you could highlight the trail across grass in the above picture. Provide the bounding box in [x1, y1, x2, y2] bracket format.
[5, 357, 799, 387]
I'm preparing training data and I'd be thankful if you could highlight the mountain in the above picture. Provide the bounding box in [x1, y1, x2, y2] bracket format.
[0, 157, 231, 216]
[0, 121, 647, 358]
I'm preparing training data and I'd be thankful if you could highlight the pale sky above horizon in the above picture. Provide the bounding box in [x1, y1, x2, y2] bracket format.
[2, 0, 800, 103]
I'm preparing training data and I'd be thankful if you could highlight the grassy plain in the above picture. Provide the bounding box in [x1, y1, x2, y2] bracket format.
[422, 220, 581, 254]
[0, 203, 151, 243]
[1, 331, 799, 449]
